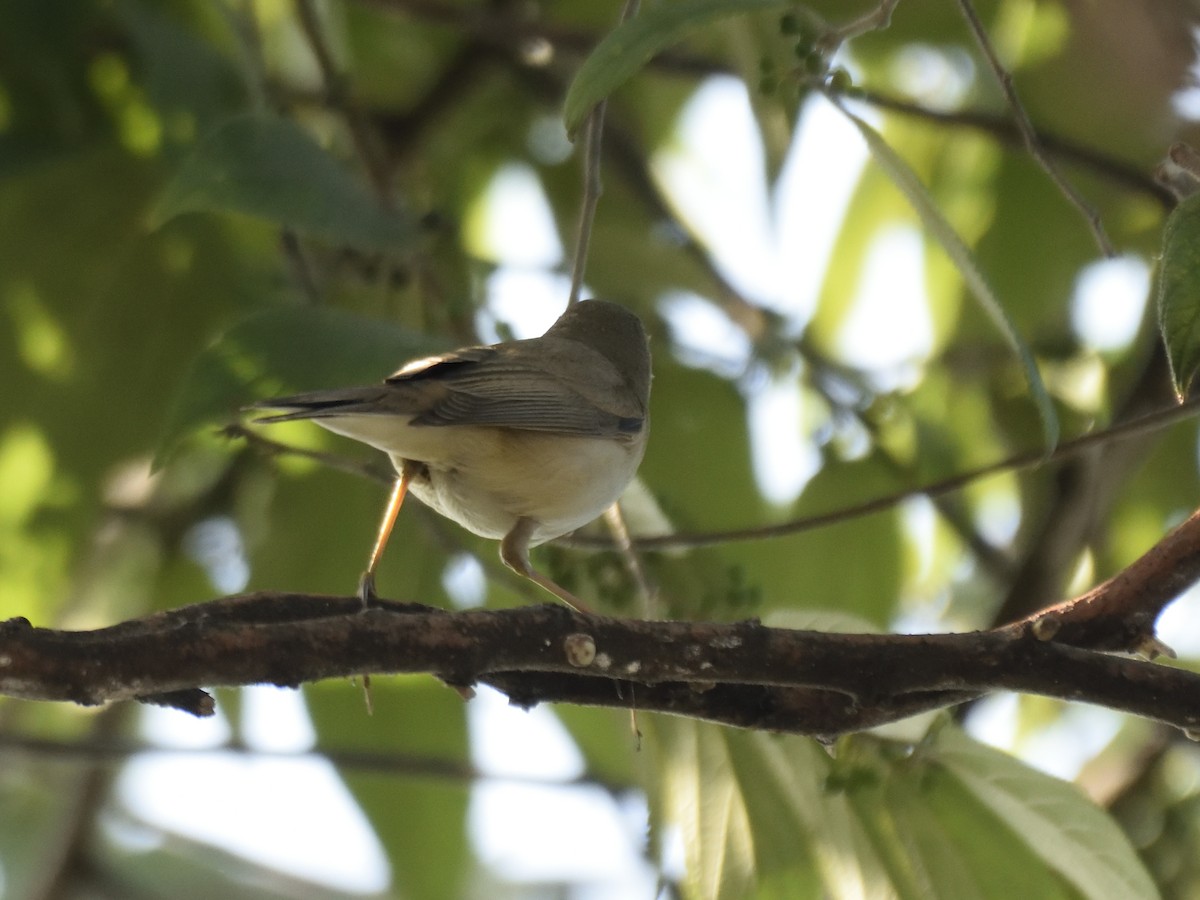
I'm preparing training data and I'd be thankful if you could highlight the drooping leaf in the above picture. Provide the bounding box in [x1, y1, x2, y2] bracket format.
[648, 719, 1151, 900]
[1157, 191, 1200, 399]
[562, 0, 793, 135]
[154, 305, 447, 467]
[839, 107, 1060, 453]
[153, 113, 417, 250]
[933, 728, 1156, 900]
[893, 756, 1074, 900]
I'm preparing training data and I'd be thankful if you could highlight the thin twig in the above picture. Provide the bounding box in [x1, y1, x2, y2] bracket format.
[568, 104, 606, 306]
[225, 423, 394, 484]
[567, 0, 640, 305]
[280, 230, 321, 303]
[222, 2, 325, 301]
[570, 397, 1200, 550]
[294, 0, 393, 200]
[954, 0, 1115, 257]
[851, 88, 1174, 208]
[604, 502, 657, 618]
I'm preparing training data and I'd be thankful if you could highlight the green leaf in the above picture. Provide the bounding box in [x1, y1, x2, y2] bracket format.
[1158, 191, 1200, 399]
[653, 718, 770, 899]
[306, 677, 471, 900]
[892, 760, 1073, 900]
[562, 0, 793, 135]
[649, 721, 1151, 900]
[933, 728, 1157, 900]
[154, 305, 448, 467]
[839, 107, 1060, 453]
[153, 113, 417, 250]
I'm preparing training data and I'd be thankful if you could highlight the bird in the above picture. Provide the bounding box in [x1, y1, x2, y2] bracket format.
[248, 299, 651, 612]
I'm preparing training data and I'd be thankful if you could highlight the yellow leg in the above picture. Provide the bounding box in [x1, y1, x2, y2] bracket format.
[358, 471, 410, 605]
[500, 517, 593, 614]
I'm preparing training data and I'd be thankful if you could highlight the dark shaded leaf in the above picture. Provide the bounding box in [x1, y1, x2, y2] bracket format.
[154, 305, 447, 466]
[153, 113, 417, 250]
[1158, 192, 1200, 399]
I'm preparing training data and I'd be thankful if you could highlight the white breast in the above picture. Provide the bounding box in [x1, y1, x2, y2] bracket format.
[312, 413, 645, 544]
[400, 428, 644, 545]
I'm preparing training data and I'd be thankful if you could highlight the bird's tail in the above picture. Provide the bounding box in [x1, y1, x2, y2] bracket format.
[246, 387, 391, 423]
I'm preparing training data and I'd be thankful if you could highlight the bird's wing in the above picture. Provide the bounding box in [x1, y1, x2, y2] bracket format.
[389, 341, 645, 437]
[252, 342, 644, 437]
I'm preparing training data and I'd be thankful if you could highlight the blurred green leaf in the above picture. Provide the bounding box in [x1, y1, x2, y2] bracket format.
[653, 717, 763, 899]
[653, 721, 1151, 900]
[153, 113, 417, 250]
[933, 728, 1156, 900]
[895, 755, 1073, 900]
[840, 107, 1060, 453]
[155, 305, 447, 467]
[751, 453, 904, 624]
[563, 0, 792, 135]
[306, 677, 471, 900]
[119, 0, 245, 135]
[1158, 191, 1200, 399]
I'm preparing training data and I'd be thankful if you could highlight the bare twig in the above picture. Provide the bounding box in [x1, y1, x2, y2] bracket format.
[568, 104, 606, 306]
[567, 0, 640, 305]
[233, 389, 1200, 557]
[279, 230, 321, 303]
[954, 0, 1115, 257]
[604, 502, 657, 618]
[571, 396, 1200, 551]
[294, 0, 393, 200]
[225, 422, 394, 484]
[852, 87, 1174, 208]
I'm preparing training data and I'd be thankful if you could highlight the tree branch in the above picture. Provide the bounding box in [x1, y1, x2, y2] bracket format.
[3, 539, 1199, 736]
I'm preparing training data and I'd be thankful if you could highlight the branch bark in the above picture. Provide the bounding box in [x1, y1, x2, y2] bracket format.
[7, 506, 1200, 735]
[0, 585, 1190, 736]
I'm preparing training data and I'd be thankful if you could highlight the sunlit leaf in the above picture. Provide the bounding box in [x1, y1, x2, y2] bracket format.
[654, 718, 763, 899]
[153, 113, 417, 250]
[839, 107, 1059, 453]
[933, 728, 1156, 900]
[1157, 191, 1200, 399]
[563, 0, 792, 135]
[897, 757, 1073, 900]
[650, 720, 1150, 899]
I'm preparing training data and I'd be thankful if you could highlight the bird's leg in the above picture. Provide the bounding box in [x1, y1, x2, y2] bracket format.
[358, 468, 411, 606]
[500, 517, 593, 614]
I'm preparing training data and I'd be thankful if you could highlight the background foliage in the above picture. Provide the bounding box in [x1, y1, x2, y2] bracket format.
[2, 0, 1200, 897]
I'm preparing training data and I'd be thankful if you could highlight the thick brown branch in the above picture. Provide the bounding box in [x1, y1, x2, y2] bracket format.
[2, 594, 1198, 737]
[1011, 505, 1200, 650]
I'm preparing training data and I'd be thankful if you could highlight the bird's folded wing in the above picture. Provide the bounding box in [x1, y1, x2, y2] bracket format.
[412, 379, 642, 436]
[389, 341, 645, 437]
